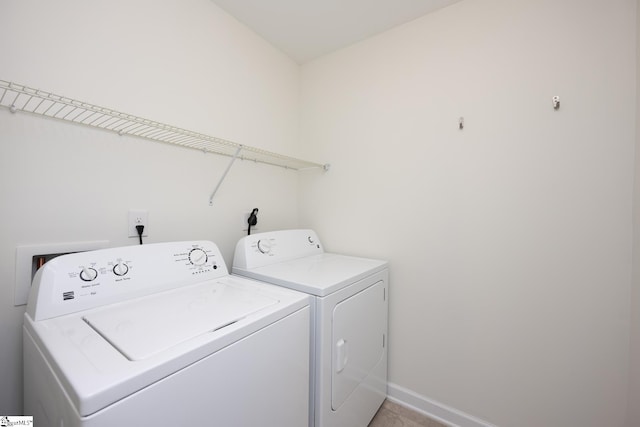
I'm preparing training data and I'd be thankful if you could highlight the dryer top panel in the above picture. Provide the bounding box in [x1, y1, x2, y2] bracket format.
[233, 253, 387, 296]
[233, 230, 387, 296]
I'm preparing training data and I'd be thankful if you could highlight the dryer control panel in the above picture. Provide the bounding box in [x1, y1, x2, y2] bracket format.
[27, 241, 227, 321]
[233, 229, 323, 269]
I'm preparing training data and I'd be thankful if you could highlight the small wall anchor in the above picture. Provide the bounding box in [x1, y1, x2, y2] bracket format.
[459, 117, 464, 130]
[552, 96, 560, 110]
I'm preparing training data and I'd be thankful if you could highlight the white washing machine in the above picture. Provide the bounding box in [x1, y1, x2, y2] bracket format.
[232, 229, 388, 427]
[23, 240, 310, 427]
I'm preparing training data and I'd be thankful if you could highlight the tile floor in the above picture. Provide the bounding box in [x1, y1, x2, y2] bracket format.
[368, 399, 449, 427]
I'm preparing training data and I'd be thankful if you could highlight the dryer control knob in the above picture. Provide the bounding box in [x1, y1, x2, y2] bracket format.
[257, 239, 272, 254]
[80, 267, 98, 281]
[113, 263, 129, 276]
[189, 248, 208, 266]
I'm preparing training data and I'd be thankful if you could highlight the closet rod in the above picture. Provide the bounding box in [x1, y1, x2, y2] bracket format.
[0, 79, 329, 172]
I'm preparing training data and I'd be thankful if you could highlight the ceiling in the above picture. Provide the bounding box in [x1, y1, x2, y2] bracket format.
[210, 0, 464, 63]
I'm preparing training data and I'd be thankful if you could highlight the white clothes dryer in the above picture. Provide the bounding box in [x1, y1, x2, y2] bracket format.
[233, 229, 388, 427]
[23, 240, 310, 427]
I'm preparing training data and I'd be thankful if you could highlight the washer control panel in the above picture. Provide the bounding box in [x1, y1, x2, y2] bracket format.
[27, 241, 226, 321]
[233, 229, 323, 269]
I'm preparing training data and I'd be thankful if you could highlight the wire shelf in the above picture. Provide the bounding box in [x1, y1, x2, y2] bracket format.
[0, 79, 327, 171]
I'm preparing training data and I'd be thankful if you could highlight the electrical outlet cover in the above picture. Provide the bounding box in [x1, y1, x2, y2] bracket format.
[242, 212, 259, 232]
[128, 210, 148, 237]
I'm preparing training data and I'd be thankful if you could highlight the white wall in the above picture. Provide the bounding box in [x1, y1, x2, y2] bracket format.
[629, 1, 640, 426]
[299, 0, 636, 426]
[0, 0, 301, 414]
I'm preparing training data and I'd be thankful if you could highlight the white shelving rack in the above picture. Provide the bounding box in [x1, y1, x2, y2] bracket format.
[0, 79, 329, 204]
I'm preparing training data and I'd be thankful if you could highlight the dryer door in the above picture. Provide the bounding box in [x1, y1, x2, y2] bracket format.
[331, 280, 386, 410]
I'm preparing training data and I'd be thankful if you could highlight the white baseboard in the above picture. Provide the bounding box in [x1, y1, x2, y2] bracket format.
[386, 382, 497, 427]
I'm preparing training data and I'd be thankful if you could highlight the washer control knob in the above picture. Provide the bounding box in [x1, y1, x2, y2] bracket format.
[113, 263, 129, 276]
[80, 267, 98, 282]
[257, 239, 272, 254]
[189, 248, 208, 266]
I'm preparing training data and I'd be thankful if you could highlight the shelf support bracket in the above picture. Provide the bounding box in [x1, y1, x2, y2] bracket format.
[209, 145, 243, 205]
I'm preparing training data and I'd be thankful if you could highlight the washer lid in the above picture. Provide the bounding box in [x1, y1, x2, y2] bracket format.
[83, 280, 278, 360]
[233, 253, 387, 297]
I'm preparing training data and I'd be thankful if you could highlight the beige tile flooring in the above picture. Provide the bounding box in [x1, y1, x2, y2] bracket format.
[368, 399, 449, 427]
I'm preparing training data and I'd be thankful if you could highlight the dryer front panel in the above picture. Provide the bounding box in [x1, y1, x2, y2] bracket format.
[331, 280, 386, 410]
